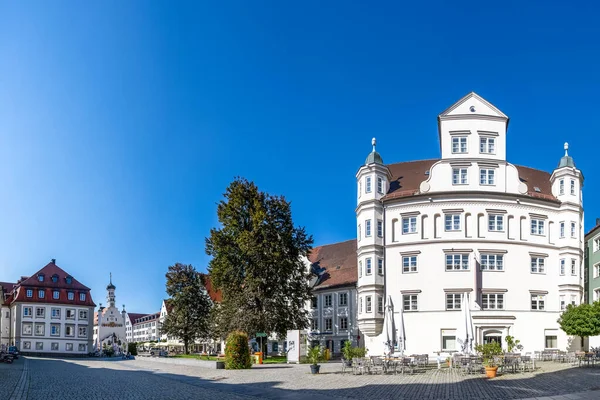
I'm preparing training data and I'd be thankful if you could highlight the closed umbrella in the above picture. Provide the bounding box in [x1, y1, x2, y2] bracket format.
[383, 295, 396, 356]
[456, 293, 468, 354]
[397, 297, 406, 357]
[465, 292, 475, 354]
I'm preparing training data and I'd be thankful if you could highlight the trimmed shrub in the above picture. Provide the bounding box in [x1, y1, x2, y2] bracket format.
[225, 331, 252, 369]
[127, 342, 138, 356]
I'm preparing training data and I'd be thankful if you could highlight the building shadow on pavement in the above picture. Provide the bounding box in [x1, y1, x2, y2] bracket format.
[18, 357, 600, 400]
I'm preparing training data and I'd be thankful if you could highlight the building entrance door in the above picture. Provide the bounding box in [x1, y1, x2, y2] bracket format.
[325, 339, 334, 354]
[483, 330, 503, 346]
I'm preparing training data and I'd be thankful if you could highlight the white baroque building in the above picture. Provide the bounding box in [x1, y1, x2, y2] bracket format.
[93, 275, 127, 352]
[356, 92, 584, 356]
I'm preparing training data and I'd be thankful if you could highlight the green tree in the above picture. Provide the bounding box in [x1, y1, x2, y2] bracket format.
[206, 178, 313, 339]
[161, 263, 213, 354]
[225, 331, 252, 369]
[557, 302, 600, 343]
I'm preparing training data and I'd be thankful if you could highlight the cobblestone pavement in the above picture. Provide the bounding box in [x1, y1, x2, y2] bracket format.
[0, 357, 24, 400]
[7, 357, 600, 399]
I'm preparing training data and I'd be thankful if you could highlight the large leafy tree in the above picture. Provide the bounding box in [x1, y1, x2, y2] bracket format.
[206, 177, 313, 339]
[557, 302, 600, 341]
[161, 263, 212, 354]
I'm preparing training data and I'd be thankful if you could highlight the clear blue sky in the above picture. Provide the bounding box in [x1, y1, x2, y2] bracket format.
[1, 1, 598, 313]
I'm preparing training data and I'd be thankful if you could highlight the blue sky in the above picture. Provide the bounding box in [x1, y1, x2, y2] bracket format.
[1, 1, 598, 312]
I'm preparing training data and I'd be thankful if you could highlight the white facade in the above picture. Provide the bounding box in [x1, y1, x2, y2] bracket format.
[92, 276, 127, 352]
[356, 93, 584, 357]
[306, 287, 359, 355]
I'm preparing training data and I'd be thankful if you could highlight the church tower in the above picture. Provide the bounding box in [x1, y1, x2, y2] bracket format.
[356, 138, 391, 337]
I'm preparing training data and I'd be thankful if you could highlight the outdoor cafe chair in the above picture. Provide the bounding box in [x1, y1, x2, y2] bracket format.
[370, 357, 385, 375]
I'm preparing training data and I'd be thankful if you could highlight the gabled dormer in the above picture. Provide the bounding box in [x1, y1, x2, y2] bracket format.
[437, 92, 509, 162]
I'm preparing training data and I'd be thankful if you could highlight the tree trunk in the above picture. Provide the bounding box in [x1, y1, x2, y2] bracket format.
[184, 340, 189, 355]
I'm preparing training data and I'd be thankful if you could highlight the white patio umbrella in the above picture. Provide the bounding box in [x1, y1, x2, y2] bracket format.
[382, 295, 396, 356]
[456, 293, 468, 354]
[397, 297, 406, 357]
[465, 292, 475, 354]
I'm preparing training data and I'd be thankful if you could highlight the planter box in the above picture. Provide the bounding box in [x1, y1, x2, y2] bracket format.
[216, 361, 225, 369]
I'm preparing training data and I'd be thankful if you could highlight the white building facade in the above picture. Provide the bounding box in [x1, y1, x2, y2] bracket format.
[356, 93, 584, 357]
[0, 260, 95, 356]
[93, 275, 127, 352]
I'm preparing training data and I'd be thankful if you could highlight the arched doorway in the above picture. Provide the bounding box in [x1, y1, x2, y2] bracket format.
[483, 330, 503, 346]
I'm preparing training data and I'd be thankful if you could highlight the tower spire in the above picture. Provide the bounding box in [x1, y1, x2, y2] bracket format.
[564, 142, 569, 157]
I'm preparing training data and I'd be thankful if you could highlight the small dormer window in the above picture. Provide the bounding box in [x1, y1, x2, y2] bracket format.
[66, 276, 72, 284]
[80, 293, 86, 301]
[51, 275, 58, 283]
[452, 137, 467, 154]
[38, 275, 44, 282]
[68, 292, 74, 300]
[53, 291, 59, 299]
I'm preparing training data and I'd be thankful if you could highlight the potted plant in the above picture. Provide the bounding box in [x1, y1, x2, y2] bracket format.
[505, 335, 523, 354]
[341, 341, 353, 367]
[475, 342, 503, 378]
[445, 356, 451, 367]
[308, 345, 323, 374]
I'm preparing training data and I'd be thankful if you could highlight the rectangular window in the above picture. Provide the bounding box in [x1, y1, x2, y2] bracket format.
[481, 254, 504, 271]
[79, 310, 88, 320]
[377, 177, 383, 194]
[339, 293, 348, 306]
[68, 292, 74, 301]
[595, 264, 600, 279]
[36, 307, 45, 318]
[480, 169, 495, 185]
[51, 308, 60, 319]
[324, 294, 332, 308]
[531, 294, 546, 311]
[560, 295, 566, 311]
[80, 293, 86, 301]
[36, 342, 43, 350]
[366, 296, 372, 313]
[340, 317, 348, 330]
[325, 318, 332, 331]
[23, 307, 32, 317]
[78, 326, 88, 338]
[358, 260, 362, 278]
[66, 309, 75, 319]
[445, 254, 469, 271]
[531, 219, 545, 235]
[560, 259, 565, 276]
[311, 319, 318, 330]
[570, 294, 577, 306]
[559, 179, 564, 195]
[402, 217, 417, 234]
[441, 330, 457, 351]
[78, 344, 86, 352]
[357, 224, 361, 241]
[51, 324, 60, 336]
[545, 335, 557, 349]
[365, 176, 372, 193]
[446, 293, 462, 310]
[571, 259, 577, 276]
[53, 291, 59, 299]
[482, 293, 504, 310]
[488, 215, 504, 231]
[452, 137, 467, 153]
[35, 323, 45, 336]
[377, 259, 383, 275]
[38, 290, 45, 299]
[402, 256, 417, 273]
[570, 179, 575, 195]
[22, 324, 32, 335]
[359, 297, 363, 313]
[377, 220, 383, 237]
[595, 238, 600, 252]
[26, 289, 33, 298]
[403, 294, 418, 311]
[480, 137, 495, 154]
[377, 296, 383, 313]
[452, 168, 468, 185]
[366, 258, 372, 275]
[66, 343, 73, 351]
[571, 222, 576, 238]
[23, 341, 31, 350]
[445, 214, 461, 231]
[531, 257, 545, 273]
[560, 222, 565, 238]
[365, 220, 372, 237]
[310, 297, 317, 308]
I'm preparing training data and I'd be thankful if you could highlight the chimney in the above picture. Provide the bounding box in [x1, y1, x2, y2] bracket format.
[51, 258, 56, 264]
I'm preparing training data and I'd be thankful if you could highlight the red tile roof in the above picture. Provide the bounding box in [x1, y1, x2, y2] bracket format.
[200, 274, 222, 303]
[126, 313, 149, 325]
[383, 160, 557, 202]
[133, 312, 159, 325]
[7, 261, 95, 307]
[308, 239, 357, 290]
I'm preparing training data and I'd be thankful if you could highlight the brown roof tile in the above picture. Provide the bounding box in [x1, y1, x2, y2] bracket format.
[383, 159, 557, 202]
[308, 239, 357, 290]
[200, 274, 222, 303]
